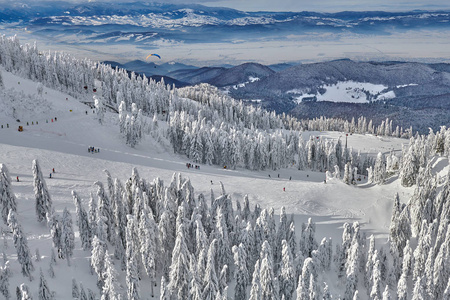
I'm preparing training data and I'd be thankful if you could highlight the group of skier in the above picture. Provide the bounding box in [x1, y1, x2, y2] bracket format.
[88, 147, 100, 153]
[186, 163, 200, 170]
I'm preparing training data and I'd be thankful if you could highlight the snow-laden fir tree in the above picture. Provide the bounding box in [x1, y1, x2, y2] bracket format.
[400, 145, 419, 187]
[47, 212, 62, 259]
[343, 162, 352, 185]
[188, 253, 202, 300]
[300, 218, 318, 258]
[94, 181, 114, 245]
[259, 240, 279, 300]
[382, 285, 391, 300]
[413, 221, 431, 280]
[249, 259, 261, 300]
[433, 240, 449, 299]
[0, 164, 17, 224]
[38, 269, 53, 300]
[203, 239, 220, 300]
[218, 265, 228, 293]
[101, 250, 121, 300]
[61, 207, 75, 264]
[72, 191, 91, 250]
[94, 95, 104, 124]
[72, 278, 79, 299]
[7, 211, 34, 280]
[275, 207, 288, 272]
[232, 243, 249, 300]
[444, 277, 450, 299]
[279, 240, 295, 300]
[0, 263, 10, 300]
[397, 272, 408, 300]
[211, 207, 232, 282]
[373, 152, 386, 185]
[139, 205, 158, 297]
[88, 288, 96, 300]
[322, 282, 332, 300]
[370, 257, 382, 300]
[412, 276, 427, 300]
[32, 159, 52, 223]
[19, 283, 33, 300]
[296, 257, 317, 300]
[91, 236, 106, 289]
[79, 283, 88, 300]
[125, 216, 140, 300]
[159, 209, 176, 280]
[88, 192, 97, 239]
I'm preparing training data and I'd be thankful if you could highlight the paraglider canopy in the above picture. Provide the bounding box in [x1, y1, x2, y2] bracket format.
[146, 53, 161, 60]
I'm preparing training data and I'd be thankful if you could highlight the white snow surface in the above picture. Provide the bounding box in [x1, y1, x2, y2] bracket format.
[289, 80, 396, 104]
[0, 67, 430, 298]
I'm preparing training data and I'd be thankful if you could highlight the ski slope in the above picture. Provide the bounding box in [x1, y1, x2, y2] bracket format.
[0, 67, 425, 298]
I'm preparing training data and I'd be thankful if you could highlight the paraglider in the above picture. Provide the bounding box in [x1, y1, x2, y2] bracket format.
[146, 53, 161, 60]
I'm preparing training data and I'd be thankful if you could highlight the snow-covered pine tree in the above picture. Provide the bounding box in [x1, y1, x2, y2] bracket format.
[300, 218, 318, 258]
[72, 278, 79, 299]
[232, 243, 249, 300]
[382, 285, 391, 300]
[38, 269, 53, 300]
[0, 164, 17, 224]
[259, 240, 279, 300]
[433, 238, 449, 299]
[125, 216, 140, 300]
[370, 257, 382, 300]
[101, 250, 121, 300]
[211, 207, 232, 282]
[79, 283, 88, 300]
[203, 239, 219, 300]
[158, 209, 176, 280]
[249, 259, 261, 300]
[218, 265, 228, 293]
[413, 220, 431, 280]
[275, 207, 288, 272]
[19, 283, 33, 300]
[279, 240, 295, 300]
[72, 191, 91, 250]
[412, 276, 427, 300]
[61, 207, 75, 264]
[373, 152, 386, 185]
[139, 205, 158, 297]
[7, 211, 34, 280]
[322, 282, 332, 300]
[296, 257, 317, 300]
[0, 263, 10, 299]
[94, 181, 114, 245]
[32, 159, 52, 223]
[397, 272, 408, 300]
[343, 162, 352, 185]
[91, 236, 106, 289]
[94, 95, 104, 125]
[400, 145, 419, 187]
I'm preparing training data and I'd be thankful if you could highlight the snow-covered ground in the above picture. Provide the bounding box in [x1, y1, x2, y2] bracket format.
[289, 80, 396, 104]
[0, 67, 427, 298]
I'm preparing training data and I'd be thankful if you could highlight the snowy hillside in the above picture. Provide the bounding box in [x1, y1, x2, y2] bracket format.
[1, 38, 450, 300]
[0, 63, 410, 300]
